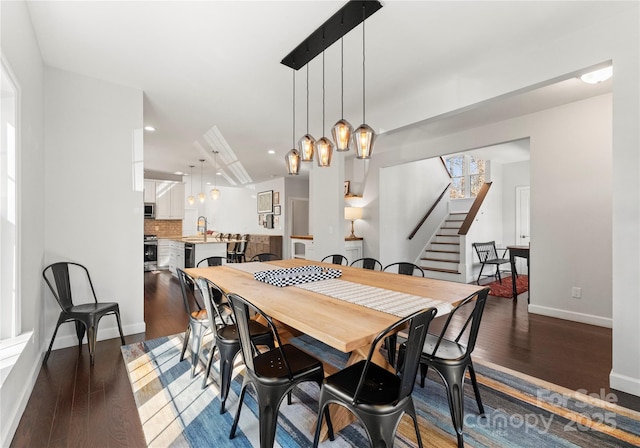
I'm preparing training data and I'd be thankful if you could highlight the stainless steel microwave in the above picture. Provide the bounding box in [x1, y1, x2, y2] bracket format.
[144, 203, 156, 219]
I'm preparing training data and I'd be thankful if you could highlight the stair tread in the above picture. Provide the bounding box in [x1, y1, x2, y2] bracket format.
[421, 266, 461, 274]
[421, 257, 460, 263]
[425, 249, 459, 254]
[430, 242, 460, 246]
[436, 234, 460, 237]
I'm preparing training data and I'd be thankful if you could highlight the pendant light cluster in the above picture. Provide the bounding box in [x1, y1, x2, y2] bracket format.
[282, 0, 382, 175]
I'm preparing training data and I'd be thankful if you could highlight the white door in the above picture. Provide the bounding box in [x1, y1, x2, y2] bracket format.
[515, 186, 530, 274]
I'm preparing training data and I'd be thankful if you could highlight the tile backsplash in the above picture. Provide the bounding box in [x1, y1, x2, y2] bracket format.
[144, 219, 182, 238]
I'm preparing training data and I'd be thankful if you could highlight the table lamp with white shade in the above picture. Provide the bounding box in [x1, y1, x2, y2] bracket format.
[344, 207, 363, 239]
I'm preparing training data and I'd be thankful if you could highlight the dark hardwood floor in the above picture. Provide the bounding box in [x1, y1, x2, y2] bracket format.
[11, 270, 640, 447]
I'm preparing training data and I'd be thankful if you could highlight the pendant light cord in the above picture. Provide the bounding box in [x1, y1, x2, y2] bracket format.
[340, 37, 344, 119]
[306, 65, 310, 134]
[292, 68, 296, 147]
[362, 5, 366, 124]
[322, 48, 325, 136]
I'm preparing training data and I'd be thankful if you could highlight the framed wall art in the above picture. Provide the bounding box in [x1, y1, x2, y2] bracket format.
[273, 191, 280, 205]
[257, 190, 273, 214]
[274, 205, 281, 216]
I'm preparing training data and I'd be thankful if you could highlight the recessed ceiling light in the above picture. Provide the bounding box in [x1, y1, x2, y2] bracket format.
[580, 66, 612, 84]
[174, 171, 185, 176]
[144, 125, 156, 131]
[268, 149, 276, 155]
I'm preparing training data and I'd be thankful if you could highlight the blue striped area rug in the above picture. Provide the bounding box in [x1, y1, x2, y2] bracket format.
[121, 333, 640, 447]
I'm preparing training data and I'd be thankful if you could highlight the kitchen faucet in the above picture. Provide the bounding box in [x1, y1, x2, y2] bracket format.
[197, 216, 207, 242]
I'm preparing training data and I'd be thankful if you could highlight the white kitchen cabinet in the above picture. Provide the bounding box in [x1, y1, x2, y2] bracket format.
[143, 180, 156, 203]
[169, 240, 185, 276]
[155, 181, 185, 220]
[157, 239, 171, 269]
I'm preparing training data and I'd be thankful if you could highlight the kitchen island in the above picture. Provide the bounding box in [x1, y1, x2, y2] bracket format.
[166, 236, 244, 274]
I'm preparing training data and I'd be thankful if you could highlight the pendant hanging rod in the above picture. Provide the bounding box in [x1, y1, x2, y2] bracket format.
[281, 0, 382, 70]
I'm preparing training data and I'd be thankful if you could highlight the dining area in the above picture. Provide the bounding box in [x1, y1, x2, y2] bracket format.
[174, 258, 488, 447]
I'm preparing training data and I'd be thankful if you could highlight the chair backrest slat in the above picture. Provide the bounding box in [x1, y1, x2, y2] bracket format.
[43, 262, 97, 311]
[473, 241, 499, 262]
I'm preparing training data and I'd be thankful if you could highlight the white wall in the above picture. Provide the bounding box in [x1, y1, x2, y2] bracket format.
[44, 67, 145, 349]
[187, 177, 286, 236]
[379, 157, 450, 266]
[0, 2, 45, 445]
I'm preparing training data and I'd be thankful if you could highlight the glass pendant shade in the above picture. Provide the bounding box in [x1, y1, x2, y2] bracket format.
[298, 134, 315, 161]
[198, 192, 206, 203]
[353, 123, 376, 159]
[187, 165, 195, 205]
[315, 137, 333, 167]
[285, 148, 301, 175]
[332, 119, 353, 152]
[210, 188, 220, 200]
[187, 195, 195, 206]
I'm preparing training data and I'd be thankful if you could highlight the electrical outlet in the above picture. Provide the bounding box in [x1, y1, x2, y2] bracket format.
[571, 287, 582, 299]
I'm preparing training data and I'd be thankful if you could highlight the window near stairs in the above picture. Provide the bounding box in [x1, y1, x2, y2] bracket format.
[445, 154, 485, 199]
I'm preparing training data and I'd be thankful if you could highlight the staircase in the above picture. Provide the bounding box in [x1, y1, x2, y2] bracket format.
[419, 212, 466, 281]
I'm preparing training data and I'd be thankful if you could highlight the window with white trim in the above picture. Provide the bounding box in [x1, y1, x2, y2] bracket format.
[445, 154, 486, 199]
[1, 58, 19, 341]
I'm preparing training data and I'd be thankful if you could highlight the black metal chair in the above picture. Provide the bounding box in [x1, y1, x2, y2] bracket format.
[177, 268, 211, 378]
[350, 257, 383, 271]
[472, 241, 510, 284]
[227, 234, 241, 262]
[312, 307, 438, 448]
[228, 293, 324, 448]
[196, 277, 274, 413]
[196, 256, 225, 267]
[383, 262, 425, 277]
[42, 262, 125, 366]
[250, 253, 280, 262]
[232, 235, 249, 263]
[321, 254, 349, 265]
[412, 287, 490, 448]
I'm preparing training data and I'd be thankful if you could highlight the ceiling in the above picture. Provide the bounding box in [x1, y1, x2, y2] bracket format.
[25, 1, 618, 187]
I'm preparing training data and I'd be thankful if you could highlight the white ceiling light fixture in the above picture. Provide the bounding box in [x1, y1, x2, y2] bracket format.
[298, 65, 316, 162]
[187, 165, 195, 206]
[314, 40, 334, 168]
[580, 66, 613, 84]
[197, 159, 206, 203]
[210, 151, 220, 200]
[286, 68, 301, 175]
[332, 36, 353, 152]
[144, 125, 155, 132]
[353, 4, 376, 159]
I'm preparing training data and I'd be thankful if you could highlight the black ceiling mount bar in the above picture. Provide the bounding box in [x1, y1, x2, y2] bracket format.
[280, 0, 383, 71]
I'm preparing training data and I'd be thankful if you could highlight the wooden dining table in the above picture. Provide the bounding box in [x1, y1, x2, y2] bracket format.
[186, 258, 485, 439]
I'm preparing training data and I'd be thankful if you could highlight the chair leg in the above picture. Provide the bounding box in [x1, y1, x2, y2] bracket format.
[229, 380, 249, 439]
[255, 383, 292, 448]
[190, 323, 205, 378]
[87, 325, 97, 366]
[180, 324, 191, 362]
[496, 265, 502, 284]
[216, 342, 241, 413]
[419, 362, 429, 388]
[468, 362, 485, 415]
[201, 340, 217, 390]
[438, 368, 467, 448]
[43, 317, 65, 365]
[114, 309, 126, 345]
[476, 263, 485, 285]
[75, 321, 85, 348]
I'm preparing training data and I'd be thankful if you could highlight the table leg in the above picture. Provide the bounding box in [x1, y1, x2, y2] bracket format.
[510, 257, 518, 300]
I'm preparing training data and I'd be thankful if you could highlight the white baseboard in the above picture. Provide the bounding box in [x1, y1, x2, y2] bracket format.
[50, 321, 146, 351]
[527, 304, 612, 328]
[610, 370, 640, 396]
[1, 341, 43, 448]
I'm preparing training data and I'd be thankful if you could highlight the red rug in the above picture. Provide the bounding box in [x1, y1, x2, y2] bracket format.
[486, 275, 528, 298]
